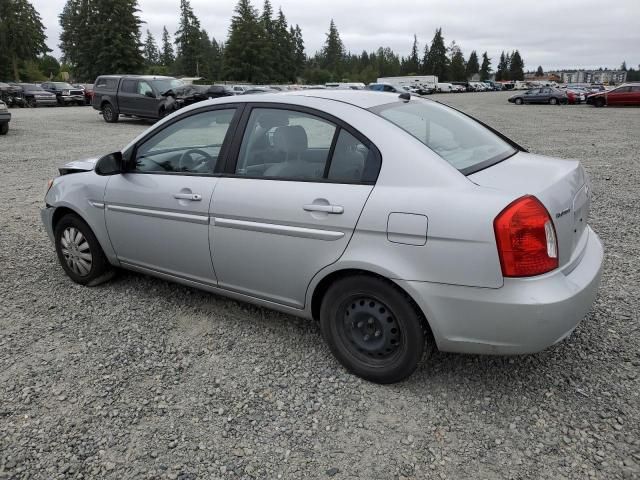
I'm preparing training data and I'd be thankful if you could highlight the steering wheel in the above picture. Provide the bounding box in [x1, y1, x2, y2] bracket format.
[178, 148, 214, 172]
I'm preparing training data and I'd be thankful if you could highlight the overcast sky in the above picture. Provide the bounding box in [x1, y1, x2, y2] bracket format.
[32, 0, 639, 71]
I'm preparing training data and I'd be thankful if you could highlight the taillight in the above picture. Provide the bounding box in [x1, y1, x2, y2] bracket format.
[494, 195, 558, 277]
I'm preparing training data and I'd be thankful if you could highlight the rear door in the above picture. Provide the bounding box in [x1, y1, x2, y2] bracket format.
[117, 79, 138, 115]
[209, 105, 381, 308]
[630, 86, 640, 105]
[607, 86, 631, 106]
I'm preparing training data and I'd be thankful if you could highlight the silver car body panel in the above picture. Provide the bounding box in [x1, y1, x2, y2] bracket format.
[42, 90, 604, 355]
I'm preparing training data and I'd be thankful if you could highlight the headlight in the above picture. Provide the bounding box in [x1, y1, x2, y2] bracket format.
[62, 90, 70, 95]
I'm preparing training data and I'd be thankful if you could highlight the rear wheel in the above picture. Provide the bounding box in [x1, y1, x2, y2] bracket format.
[515, 97, 523, 105]
[0, 123, 8, 135]
[54, 214, 113, 286]
[549, 97, 558, 105]
[320, 275, 431, 384]
[102, 103, 119, 123]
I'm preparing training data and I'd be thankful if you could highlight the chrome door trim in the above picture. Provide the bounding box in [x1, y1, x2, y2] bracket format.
[107, 204, 210, 225]
[89, 200, 105, 209]
[213, 217, 345, 241]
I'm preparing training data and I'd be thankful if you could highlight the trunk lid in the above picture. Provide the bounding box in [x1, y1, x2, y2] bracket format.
[470, 152, 590, 267]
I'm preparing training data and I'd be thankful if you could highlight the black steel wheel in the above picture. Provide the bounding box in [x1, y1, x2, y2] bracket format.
[320, 275, 431, 383]
[102, 102, 119, 123]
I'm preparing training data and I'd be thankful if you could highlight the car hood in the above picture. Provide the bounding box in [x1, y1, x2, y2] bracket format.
[59, 156, 100, 175]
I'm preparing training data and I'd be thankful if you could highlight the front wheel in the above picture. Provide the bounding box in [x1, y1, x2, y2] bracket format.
[26, 97, 37, 108]
[0, 123, 8, 135]
[549, 97, 558, 105]
[594, 98, 605, 108]
[514, 97, 523, 105]
[320, 276, 431, 384]
[54, 214, 113, 286]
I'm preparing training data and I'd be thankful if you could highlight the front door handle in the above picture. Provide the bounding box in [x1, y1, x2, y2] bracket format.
[174, 193, 202, 201]
[303, 204, 344, 214]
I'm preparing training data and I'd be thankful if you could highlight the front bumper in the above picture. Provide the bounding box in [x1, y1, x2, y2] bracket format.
[397, 227, 604, 355]
[60, 95, 85, 104]
[0, 111, 10, 123]
[41, 206, 55, 243]
[34, 97, 58, 106]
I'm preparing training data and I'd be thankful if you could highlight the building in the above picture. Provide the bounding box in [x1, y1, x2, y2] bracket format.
[556, 69, 627, 85]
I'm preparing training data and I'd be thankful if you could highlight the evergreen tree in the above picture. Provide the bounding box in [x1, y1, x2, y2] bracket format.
[465, 50, 479, 79]
[403, 35, 420, 74]
[420, 43, 429, 74]
[509, 50, 524, 80]
[160, 26, 175, 67]
[620, 61, 627, 71]
[290, 24, 305, 80]
[321, 19, 345, 80]
[174, 0, 202, 76]
[38, 54, 61, 79]
[60, 0, 143, 81]
[224, 0, 265, 82]
[495, 51, 508, 81]
[424, 28, 449, 81]
[0, 0, 49, 80]
[449, 45, 466, 81]
[143, 29, 159, 67]
[273, 9, 294, 82]
[259, 0, 276, 81]
[479, 51, 491, 80]
[535, 65, 544, 76]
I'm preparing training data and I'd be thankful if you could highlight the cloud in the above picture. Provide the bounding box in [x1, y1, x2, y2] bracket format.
[34, 0, 640, 71]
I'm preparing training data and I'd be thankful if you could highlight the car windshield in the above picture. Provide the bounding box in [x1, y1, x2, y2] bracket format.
[371, 99, 517, 174]
[53, 82, 74, 89]
[151, 78, 185, 93]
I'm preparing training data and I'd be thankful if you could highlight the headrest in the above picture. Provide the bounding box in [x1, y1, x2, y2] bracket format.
[273, 125, 308, 156]
[256, 111, 289, 129]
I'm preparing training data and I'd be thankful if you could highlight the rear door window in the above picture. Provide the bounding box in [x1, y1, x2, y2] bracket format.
[121, 80, 137, 94]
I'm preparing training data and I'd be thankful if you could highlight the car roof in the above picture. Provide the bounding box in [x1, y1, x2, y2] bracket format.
[254, 89, 407, 109]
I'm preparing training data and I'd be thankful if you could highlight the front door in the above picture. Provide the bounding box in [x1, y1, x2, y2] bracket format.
[210, 106, 381, 308]
[104, 106, 239, 284]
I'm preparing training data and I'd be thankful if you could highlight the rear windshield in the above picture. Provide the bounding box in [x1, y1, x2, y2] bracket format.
[370, 99, 517, 174]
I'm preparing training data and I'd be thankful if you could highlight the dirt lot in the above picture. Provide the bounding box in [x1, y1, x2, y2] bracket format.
[0, 93, 639, 480]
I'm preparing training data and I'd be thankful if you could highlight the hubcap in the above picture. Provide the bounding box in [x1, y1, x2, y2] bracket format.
[60, 227, 92, 276]
[341, 297, 401, 360]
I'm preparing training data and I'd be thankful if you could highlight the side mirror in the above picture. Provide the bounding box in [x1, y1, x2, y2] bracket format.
[145, 90, 155, 98]
[95, 151, 123, 175]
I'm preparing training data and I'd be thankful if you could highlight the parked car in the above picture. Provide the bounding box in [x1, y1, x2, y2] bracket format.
[586, 83, 640, 107]
[81, 84, 94, 105]
[0, 82, 26, 107]
[436, 82, 454, 93]
[0, 100, 10, 134]
[232, 85, 250, 94]
[41, 90, 603, 384]
[18, 83, 57, 107]
[367, 82, 407, 93]
[509, 87, 568, 105]
[242, 87, 278, 95]
[40, 81, 85, 106]
[92, 75, 185, 122]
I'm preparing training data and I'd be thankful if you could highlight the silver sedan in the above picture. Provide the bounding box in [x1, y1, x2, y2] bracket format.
[41, 90, 604, 383]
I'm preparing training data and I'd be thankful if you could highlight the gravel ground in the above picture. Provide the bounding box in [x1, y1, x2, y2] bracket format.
[1, 94, 639, 480]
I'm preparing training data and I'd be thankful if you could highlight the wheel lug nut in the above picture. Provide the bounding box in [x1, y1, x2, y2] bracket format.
[374, 330, 381, 337]
[368, 318, 374, 325]
[357, 321, 364, 328]
[363, 334, 370, 341]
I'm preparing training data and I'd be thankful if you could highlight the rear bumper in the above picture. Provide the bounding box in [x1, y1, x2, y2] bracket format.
[397, 227, 604, 355]
[0, 112, 10, 123]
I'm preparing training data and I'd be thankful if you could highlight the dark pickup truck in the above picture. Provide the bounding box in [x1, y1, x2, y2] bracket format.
[92, 75, 186, 123]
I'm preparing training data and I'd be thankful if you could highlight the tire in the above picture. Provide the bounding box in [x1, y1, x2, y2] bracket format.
[514, 97, 523, 105]
[102, 102, 119, 123]
[594, 98, 605, 108]
[26, 97, 37, 108]
[320, 275, 431, 384]
[0, 123, 8, 135]
[549, 97, 558, 105]
[54, 214, 113, 286]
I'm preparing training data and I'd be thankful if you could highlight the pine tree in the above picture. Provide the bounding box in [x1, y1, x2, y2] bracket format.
[174, 0, 202, 76]
[60, 0, 143, 81]
[509, 50, 524, 81]
[0, 0, 49, 80]
[258, 0, 276, 81]
[620, 61, 627, 71]
[424, 28, 449, 81]
[143, 29, 159, 67]
[479, 51, 491, 81]
[535, 65, 544, 77]
[290, 24, 305, 81]
[420, 43, 429, 74]
[321, 20, 345, 80]
[495, 51, 508, 81]
[465, 50, 479, 79]
[403, 35, 420, 75]
[160, 26, 175, 67]
[449, 45, 466, 82]
[224, 0, 265, 82]
[273, 9, 293, 82]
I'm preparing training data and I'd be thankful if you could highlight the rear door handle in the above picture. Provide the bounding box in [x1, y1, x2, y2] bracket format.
[174, 193, 202, 201]
[303, 204, 344, 214]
